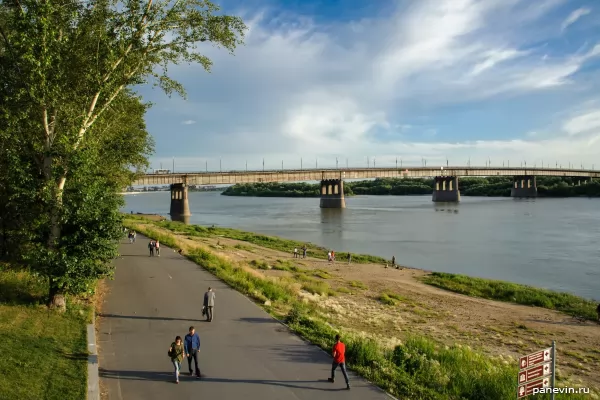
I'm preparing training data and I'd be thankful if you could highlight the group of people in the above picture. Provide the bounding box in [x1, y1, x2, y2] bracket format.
[148, 239, 160, 256]
[293, 245, 308, 258]
[167, 287, 350, 390]
[167, 288, 216, 383]
[127, 230, 137, 243]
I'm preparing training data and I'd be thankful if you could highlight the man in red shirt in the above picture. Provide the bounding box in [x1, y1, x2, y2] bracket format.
[328, 334, 350, 389]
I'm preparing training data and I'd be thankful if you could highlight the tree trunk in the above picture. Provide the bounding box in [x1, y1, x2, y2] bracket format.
[48, 279, 67, 312]
[44, 151, 68, 311]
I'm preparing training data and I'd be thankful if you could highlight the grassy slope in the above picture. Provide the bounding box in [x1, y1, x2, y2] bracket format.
[0, 266, 89, 400]
[421, 272, 598, 321]
[127, 216, 388, 264]
[124, 217, 590, 400]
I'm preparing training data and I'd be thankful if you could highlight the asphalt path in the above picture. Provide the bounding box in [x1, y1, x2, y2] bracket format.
[97, 235, 392, 400]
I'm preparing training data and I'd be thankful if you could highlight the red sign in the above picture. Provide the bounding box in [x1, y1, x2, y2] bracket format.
[519, 347, 552, 370]
[518, 362, 552, 384]
[517, 377, 550, 398]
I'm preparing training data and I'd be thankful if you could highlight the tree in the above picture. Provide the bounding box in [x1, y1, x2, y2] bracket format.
[0, 0, 246, 310]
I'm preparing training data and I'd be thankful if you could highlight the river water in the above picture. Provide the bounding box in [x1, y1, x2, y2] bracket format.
[123, 192, 600, 300]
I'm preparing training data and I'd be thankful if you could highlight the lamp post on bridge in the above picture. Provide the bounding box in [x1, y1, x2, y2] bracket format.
[346, 158, 348, 168]
[374, 157, 376, 168]
[219, 158, 222, 173]
[282, 160, 283, 170]
[205, 160, 207, 172]
[336, 157, 338, 169]
[301, 158, 303, 170]
[263, 158, 265, 171]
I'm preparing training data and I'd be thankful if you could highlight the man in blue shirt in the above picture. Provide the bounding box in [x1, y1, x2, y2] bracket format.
[184, 326, 201, 378]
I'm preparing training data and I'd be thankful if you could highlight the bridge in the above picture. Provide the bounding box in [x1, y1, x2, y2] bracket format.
[131, 166, 600, 223]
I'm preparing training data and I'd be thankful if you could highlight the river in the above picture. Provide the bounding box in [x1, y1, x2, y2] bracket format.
[123, 191, 600, 300]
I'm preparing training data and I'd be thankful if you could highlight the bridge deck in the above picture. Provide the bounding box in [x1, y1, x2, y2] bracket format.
[132, 167, 600, 186]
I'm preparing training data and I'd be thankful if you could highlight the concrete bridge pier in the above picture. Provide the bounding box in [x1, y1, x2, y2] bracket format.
[320, 179, 346, 208]
[432, 176, 460, 202]
[511, 176, 537, 198]
[170, 183, 191, 224]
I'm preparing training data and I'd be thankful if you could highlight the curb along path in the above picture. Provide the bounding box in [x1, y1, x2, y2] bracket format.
[87, 311, 100, 400]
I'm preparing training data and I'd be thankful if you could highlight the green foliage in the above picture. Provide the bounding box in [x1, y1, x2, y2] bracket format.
[0, 0, 246, 305]
[221, 177, 600, 198]
[422, 272, 598, 320]
[0, 265, 89, 398]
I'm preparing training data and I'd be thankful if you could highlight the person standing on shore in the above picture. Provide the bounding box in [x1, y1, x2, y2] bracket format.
[391, 256, 396, 268]
[347, 253, 351, 264]
[155, 240, 160, 257]
[184, 327, 201, 378]
[327, 251, 332, 263]
[168, 336, 185, 383]
[293, 247, 298, 258]
[328, 334, 350, 390]
[303, 245, 307, 259]
[203, 287, 216, 322]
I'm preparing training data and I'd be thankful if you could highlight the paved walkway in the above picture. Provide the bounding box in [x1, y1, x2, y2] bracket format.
[97, 235, 391, 400]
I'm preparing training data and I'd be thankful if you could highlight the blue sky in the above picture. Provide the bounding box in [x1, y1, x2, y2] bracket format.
[138, 0, 600, 172]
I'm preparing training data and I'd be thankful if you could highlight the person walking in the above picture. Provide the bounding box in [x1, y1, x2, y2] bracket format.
[184, 327, 201, 378]
[148, 240, 155, 256]
[293, 247, 298, 258]
[132, 231, 136, 243]
[203, 287, 216, 322]
[168, 336, 185, 384]
[155, 240, 160, 257]
[302, 245, 307, 259]
[328, 334, 350, 390]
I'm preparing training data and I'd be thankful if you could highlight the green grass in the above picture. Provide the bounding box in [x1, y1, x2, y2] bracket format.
[379, 292, 406, 306]
[422, 272, 598, 321]
[301, 281, 336, 297]
[124, 216, 387, 264]
[233, 243, 255, 252]
[0, 265, 90, 400]
[126, 223, 595, 400]
[349, 280, 367, 290]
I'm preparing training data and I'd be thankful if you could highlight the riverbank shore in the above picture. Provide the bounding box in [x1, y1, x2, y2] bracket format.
[123, 215, 599, 395]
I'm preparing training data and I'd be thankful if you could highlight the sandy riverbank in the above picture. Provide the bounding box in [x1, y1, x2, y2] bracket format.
[125, 218, 600, 393]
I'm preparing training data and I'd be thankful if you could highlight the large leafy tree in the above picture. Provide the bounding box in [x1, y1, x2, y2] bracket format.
[0, 0, 246, 309]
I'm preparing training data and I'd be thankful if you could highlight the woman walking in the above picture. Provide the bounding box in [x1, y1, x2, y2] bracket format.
[168, 336, 185, 383]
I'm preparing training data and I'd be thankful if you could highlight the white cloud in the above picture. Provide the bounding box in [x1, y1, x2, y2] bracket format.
[563, 109, 600, 136]
[561, 8, 591, 32]
[181, 120, 196, 125]
[145, 0, 600, 170]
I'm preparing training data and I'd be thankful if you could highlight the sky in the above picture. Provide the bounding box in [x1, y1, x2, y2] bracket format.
[137, 0, 600, 172]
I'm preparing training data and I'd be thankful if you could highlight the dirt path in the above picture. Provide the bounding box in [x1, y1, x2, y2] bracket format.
[136, 224, 600, 392]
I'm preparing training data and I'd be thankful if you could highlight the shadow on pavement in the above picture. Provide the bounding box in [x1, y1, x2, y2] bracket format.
[99, 369, 345, 391]
[98, 313, 204, 322]
[237, 317, 279, 324]
[245, 344, 330, 364]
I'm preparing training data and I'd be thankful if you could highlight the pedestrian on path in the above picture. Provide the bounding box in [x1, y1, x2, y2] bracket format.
[302, 245, 307, 259]
[148, 240, 155, 256]
[203, 287, 215, 322]
[155, 240, 160, 257]
[328, 334, 350, 390]
[168, 336, 185, 384]
[347, 253, 351, 264]
[184, 327, 201, 378]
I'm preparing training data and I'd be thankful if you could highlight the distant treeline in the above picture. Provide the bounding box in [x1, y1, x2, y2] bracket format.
[221, 177, 600, 197]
